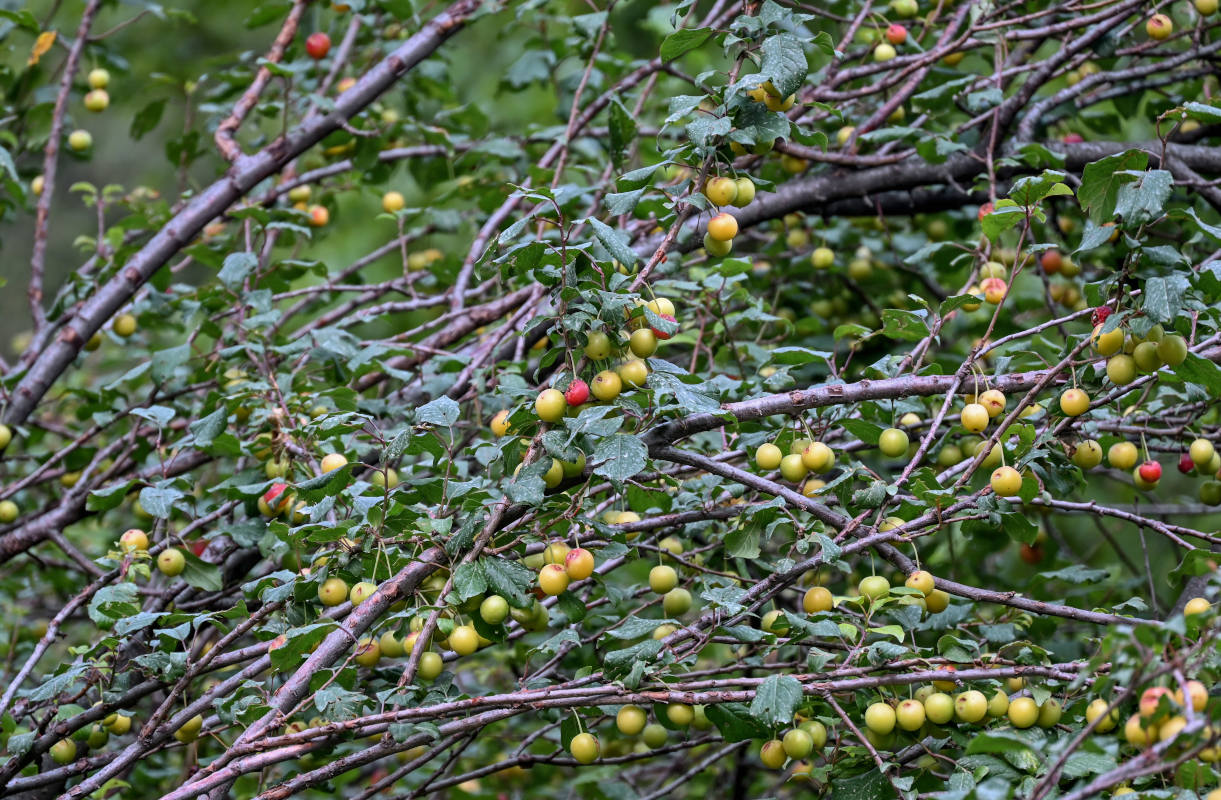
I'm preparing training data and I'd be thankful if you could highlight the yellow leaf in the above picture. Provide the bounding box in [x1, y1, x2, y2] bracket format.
[28, 31, 56, 67]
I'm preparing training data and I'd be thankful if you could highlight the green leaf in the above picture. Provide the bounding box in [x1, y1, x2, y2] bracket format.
[452, 562, 487, 602]
[1174, 353, 1221, 396]
[130, 98, 167, 140]
[218, 252, 257, 290]
[660, 28, 713, 62]
[1141, 273, 1189, 324]
[189, 407, 227, 448]
[705, 702, 772, 742]
[588, 218, 638, 267]
[881, 308, 929, 341]
[1114, 169, 1173, 225]
[608, 96, 636, 169]
[593, 434, 648, 480]
[1007, 170, 1072, 206]
[1077, 150, 1148, 223]
[479, 557, 534, 608]
[748, 674, 803, 726]
[151, 343, 190, 383]
[756, 33, 808, 98]
[417, 396, 460, 427]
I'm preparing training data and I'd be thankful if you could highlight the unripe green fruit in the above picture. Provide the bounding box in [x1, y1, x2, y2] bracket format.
[782, 728, 814, 758]
[87, 724, 109, 749]
[68, 129, 92, 152]
[703, 233, 732, 257]
[448, 625, 479, 656]
[570, 732, 600, 763]
[0, 500, 18, 524]
[642, 723, 668, 748]
[174, 714, 203, 743]
[417, 651, 443, 680]
[0, 424, 11, 450]
[1158, 334, 1188, 366]
[858, 575, 890, 601]
[864, 702, 896, 735]
[50, 738, 76, 764]
[666, 703, 694, 726]
[800, 719, 827, 748]
[584, 331, 612, 360]
[987, 689, 1009, 717]
[1191, 438, 1216, 468]
[479, 595, 509, 624]
[616, 705, 647, 736]
[592, 370, 623, 400]
[811, 247, 834, 269]
[878, 427, 909, 457]
[157, 548, 185, 576]
[732, 177, 756, 207]
[379, 631, 405, 658]
[779, 453, 808, 482]
[629, 328, 658, 358]
[1106, 354, 1137, 385]
[1133, 341, 1162, 373]
[1037, 698, 1062, 728]
[648, 564, 678, 593]
[663, 588, 692, 616]
[349, 581, 377, 605]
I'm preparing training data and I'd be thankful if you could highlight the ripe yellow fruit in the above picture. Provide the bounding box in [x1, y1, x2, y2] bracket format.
[113, 313, 137, 337]
[1086, 698, 1119, 733]
[1008, 697, 1039, 728]
[1107, 354, 1137, 385]
[779, 453, 808, 482]
[990, 466, 1022, 497]
[535, 388, 566, 422]
[864, 702, 896, 735]
[88, 68, 110, 89]
[706, 212, 738, 242]
[84, 89, 109, 112]
[538, 563, 569, 595]
[157, 548, 186, 576]
[811, 247, 834, 269]
[616, 704, 647, 735]
[1037, 698, 1062, 728]
[174, 714, 204, 743]
[924, 692, 954, 724]
[592, 370, 623, 401]
[978, 389, 1006, 418]
[120, 528, 149, 552]
[1185, 596, 1211, 616]
[905, 570, 935, 596]
[618, 359, 648, 388]
[961, 403, 989, 432]
[1108, 441, 1139, 470]
[68, 129, 93, 151]
[895, 699, 926, 731]
[1059, 388, 1089, 416]
[925, 589, 949, 613]
[803, 586, 833, 613]
[1124, 713, 1156, 746]
[1092, 324, 1124, 355]
[801, 442, 835, 473]
[320, 453, 348, 473]
[782, 728, 813, 758]
[354, 637, 381, 667]
[1191, 438, 1216, 468]
[1175, 679, 1208, 711]
[666, 703, 694, 726]
[704, 177, 738, 206]
[954, 690, 988, 723]
[564, 548, 595, 580]
[987, 689, 1009, 717]
[649, 564, 678, 593]
[449, 625, 479, 656]
[759, 739, 786, 768]
[490, 409, 512, 436]
[756, 443, 783, 470]
[1072, 440, 1102, 469]
[318, 577, 349, 606]
[1146, 13, 1173, 40]
[569, 731, 600, 763]
[382, 191, 405, 213]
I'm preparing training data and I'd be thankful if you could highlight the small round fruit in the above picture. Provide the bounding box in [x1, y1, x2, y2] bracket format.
[878, 428, 909, 457]
[564, 379, 590, 407]
[1037, 698, 1062, 728]
[381, 191, 405, 213]
[925, 589, 950, 613]
[1059, 388, 1089, 416]
[1147, 13, 1173, 39]
[905, 570, 934, 596]
[84, 89, 109, 112]
[961, 403, 989, 432]
[756, 443, 783, 470]
[1086, 698, 1119, 733]
[113, 313, 137, 337]
[564, 548, 595, 581]
[0, 500, 17, 524]
[617, 359, 648, 387]
[874, 42, 897, 61]
[759, 739, 786, 768]
[538, 563, 570, 596]
[306, 31, 332, 59]
[663, 588, 692, 616]
[592, 370, 622, 401]
[1175, 680, 1208, 712]
[616, 705, 647, 736]
[120, 528, 149, 552]
[703, 177, 738, 206]
[354, 637, 381, 667]
[666, 703, 694, 726]
[706, 213, 739, 242]
[629, 328, 658, 358]
[732, 178, 756, 207]
[1008, 697, 1039, 728]
[50, 738, 76, 764]
[535, 388, 566, 422]
[569, 731, 599, 763]
[490, 409, 512, 436]
[1093, 324, 1124, 356]
[449, 625, 479, 656]
[642, 723, 668, 748]
[801, 442, 835, 473]
[864, 702, 896, 735]
[990, 466, 1022, 497]
[896, 699, 926, 731]
[649, 564, 678, 594]
[157, 548, 185, 577]
[371, 468, 399, 489]
[979, 389, 1006, 418]
[106, 714, 131, 734]
[954, 690, 988, 723]
[783, 728, 814, 758]
[68, 129, 92, 152]
[1191, 438, 1216, 468]
[479, 595, 509, 625]
[584, 331, 612, 360]
[1139, 686, 1173, 718]
[859, 575, 891, 601]
[803, 586, 833, 613]
[981, 277, 1007, 304]
[779, 453, 808, 482]
[811, 247, 834, 269]
[320, 453, 348, 473]
[987, 690, 1009, 717]
[417, 651, 443, 680]
[1072, 440, 1102, 469]
[349, 581, 377, 605]
[318, 577, 349, 606]
[1185, 596, 1211, 616]
[1158, 334, 1188, 366]
[924, 692, 954, 724]
[88, 68, 110, 89]
[1107, 354, 1137, 385]
[703, 233, 732, 257]
[174, 714, 204, 743]
[0, 424, 12, 449]
[1123, 713, 1155, 746]
[379, 631, 405, 658]
[1108, 441, 1139, 470]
